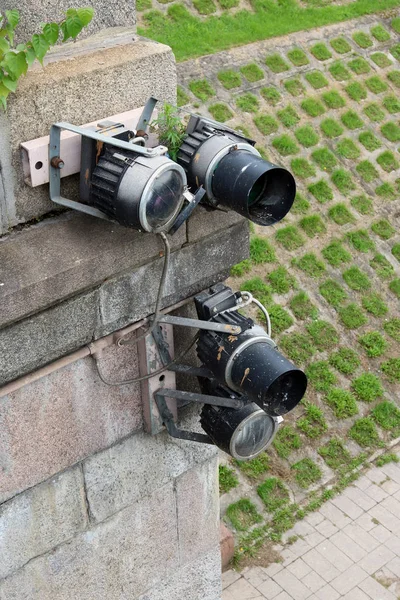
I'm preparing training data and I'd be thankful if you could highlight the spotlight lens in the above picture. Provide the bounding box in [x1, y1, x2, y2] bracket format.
[144, 169, 185, 230]
[231, 410, 276, 461]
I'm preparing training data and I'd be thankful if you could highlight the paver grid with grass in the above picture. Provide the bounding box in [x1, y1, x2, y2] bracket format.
[175, 14, 400, 573]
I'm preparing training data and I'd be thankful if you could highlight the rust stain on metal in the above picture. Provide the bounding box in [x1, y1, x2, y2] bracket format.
[240, 367, 250, 386]
[228, 335, 238, 343]
[96, 141, 104, 163]
[84, 168, 90, 184]
[50, 156, 64, 169]
[217, 346, 225, 361]
[194, 152, 200, 163]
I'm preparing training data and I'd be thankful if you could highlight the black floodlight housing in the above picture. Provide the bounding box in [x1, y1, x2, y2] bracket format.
[177, 115, 296, 226]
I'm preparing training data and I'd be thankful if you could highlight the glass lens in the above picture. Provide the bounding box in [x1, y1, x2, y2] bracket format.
[231, 412, 275, 459]
[145, 169, 184, 229]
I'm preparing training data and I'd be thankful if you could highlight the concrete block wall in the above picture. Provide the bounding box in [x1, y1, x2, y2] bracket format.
[0, 11, 249, 598]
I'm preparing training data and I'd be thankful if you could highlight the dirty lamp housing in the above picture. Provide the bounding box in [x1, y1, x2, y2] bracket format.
[177, 116, 296, 226]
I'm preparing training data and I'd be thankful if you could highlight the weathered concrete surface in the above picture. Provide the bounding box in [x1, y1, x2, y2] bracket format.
[1, 29, 176, 232]
[187, 205, 245, 244]
[0, 341, 141, 504]
[0, 467, 87, 580]
[0, 1, 136, 42]
[0, 483, 180, 600]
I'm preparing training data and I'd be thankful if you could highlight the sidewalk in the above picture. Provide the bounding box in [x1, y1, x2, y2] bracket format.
[222, 457, 400, 600]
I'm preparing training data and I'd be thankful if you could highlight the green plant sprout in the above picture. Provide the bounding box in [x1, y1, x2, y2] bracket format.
[0, 8, 94, 109]
[150, 104, 186, 161]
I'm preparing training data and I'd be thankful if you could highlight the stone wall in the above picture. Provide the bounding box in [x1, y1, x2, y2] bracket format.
[0, 14, 249, 598]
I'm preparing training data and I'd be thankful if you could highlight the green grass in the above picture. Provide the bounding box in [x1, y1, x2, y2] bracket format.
[273, 424, 302, 459]
[346, 229, 375, 253]
[365, 75, 388, 94]
[329, 61, 351, 81]
[364, 103, 385, 122]
[139, 0, 400, 62]
[219, 0, 239, 8]
[331, 37, 352, 54]
[226, 498, 263, 531]
[288, 47, 309, 67]
[307, 319, 339, 350]
[272, 134, 299, 156]
[265, 53, 290, 73]
[342, 266, 371, 291]
[235, 453, 269, 479]
[177, 86, 190, 106]
[376, 182, 396, 200]
[376, 151, 399, 173]
[306, 71, 329, 89]
[310, 42, 332, 61]
[294, 253, 326, 278]
[393, 243, 400, 261]
[193, 0, 217, 13]
[331, 169, 356, 194]
[336, 138, 360, 160]
[371, 24, 391, 41]
[352, 373, 384, 402]
[250, 236, 276, 263]
[311, 147, 337, 172]
[345, 81, 367, 101]
[279, 332, 316, 365]
[322, 239, 351, 267]
[391, 43, 400, 61]
[230, 259, 252, 277]
[373, 401, 400, 435]
[384, 317, 400, 342]
[348, 56, 371, 74]
[325, 388, 358, 419]
[301, 97, 326, 117]
[284, 78, 305, 97]
[321, 89, 346, 108]
[371, 218, 395, 240]
[275, 225, 305, 250]
[329, 347, 360, 375]
[208, 103, 233, 122]
[219, 465, 239, 493]
[350, 417, 381, 448]
[341, 110, 364, 130]
[236, 92, 260, 112]
[137, 0, 152, 10]
[218, 69, 242, 89]
[359, 130, 381, 151]
[353, 31, 373, 48]
[292, 458, 322, 489]
[240, 63, 264, 82]
[289, 291, 318, 320]
[376, 453, 399, 467]
[393, 17, 400, 33]
[299, 214, 326, 237]
[269, 304, 294, 333]
[291, 158, 316, 179]
[370, 254, 394, 279]
[389, 279, 400, 299]
[381, 121, 400, 142]
[189, 79, 216, 100]
[319, 279, 347, 308]
[241, 277, 272, 305]
[257, 477, 289, 511]
[387, 70, 400, 87]
[381, 359, 400, 383]
[383, 94, 400, 114]
[371, 52, 392, 68]
[361, 293, 388, 317]
[254, 114, 279, 135]
[350, 194, 373, 215]
[305, 362, 337, 393]
[338, 303, 368, 329]
[358, 330, 388, 357]
[356, 160, 379, 183]
[268, 266, 296, 294]
[308, 180, 333, 204]
[319, 438, 352, 470]
[295, 125, 319, 147]
[277, 105, 300, 127]
[291, 192, 310, 215]
[260, 86, 281, 105]
[320, 118, 344, 138]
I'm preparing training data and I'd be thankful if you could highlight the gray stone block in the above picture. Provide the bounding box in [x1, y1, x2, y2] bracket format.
[0, 290, 98, 385]
[98, 221, 249, 335]
[187, 205, 247, 244]
[138, 546, 222, 600]
[83, 430, 217, 524]
[0, 467, 87, 580]
[0, 1, 136, 42]
[0, 483, 179, 600]
[3, 29, 176, 231]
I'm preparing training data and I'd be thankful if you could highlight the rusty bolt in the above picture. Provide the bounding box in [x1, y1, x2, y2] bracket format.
[51, 157, 65, 169]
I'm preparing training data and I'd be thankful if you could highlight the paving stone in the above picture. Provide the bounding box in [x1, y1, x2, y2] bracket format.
[293, 521, 317, 537]
[256, 578, 283, 599]
[342, 523, 380, 552]
[302, 570, 326, 593]
[381, 479, 400, 495]
[275, 592, 294, 600]
[330, 530, 367, 562]
[305, 512, 325, 527]
[273, 570, 312, 600]
[302, 548, 341, 583]
[319, 502, 352, 529]
[358, 544, 396, 575]
[386, 534, 400, 556]
[381, 463, 400, 485]
[264, 562, 284, 577]
[368, 505, 400, 534]
[343, 486, 376, 511]
[366, 467, 387, 484]
[315, 539, 353, 572]
[364, 483, 389, 503]
[331, 495, 364, 520]
[314, 583, 340, 600]
[370, 524, 392, 543]
[354, 476, 373, 491]
[358, 575, 397, 599]
[281, 547, 297, 566]
[386, 556, 400, 577]
[315, 519, 339, 538]
[225, 578, 262, 600]
[287, 558, 312, 580]
[287, 538, 313, 559]
[243, 567, 269, 589]
[222, 571, 242, 590]
[354, 513, 377, 532]
[330, 564, 369, 595]
[381, 495, 400, 519]
[303, 531, 325, 548]
[342, 587, 370, 600]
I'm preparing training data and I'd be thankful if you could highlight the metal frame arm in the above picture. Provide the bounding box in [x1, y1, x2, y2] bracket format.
[154, 393, 212, 444]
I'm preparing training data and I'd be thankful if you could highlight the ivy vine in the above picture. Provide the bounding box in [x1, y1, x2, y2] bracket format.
[0, 8, 94, 109]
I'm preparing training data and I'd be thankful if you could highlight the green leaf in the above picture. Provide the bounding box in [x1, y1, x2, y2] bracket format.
[0, 95, 7, 111]
[2, 77, 18, 92]
[31, 33, 49, 62]
[60, 22, 70, 42]
[25, 46, 36, 66]
[65, 15, 84, 39]
[0, 37, 9, 53]
[77, 8, 94, 26]
[16, 43, 26, 51]
[5, 10, 19, 29]
[66, 8, 78, 18]
[42, 23, 59, 45]
[4, 51, 28, 78]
